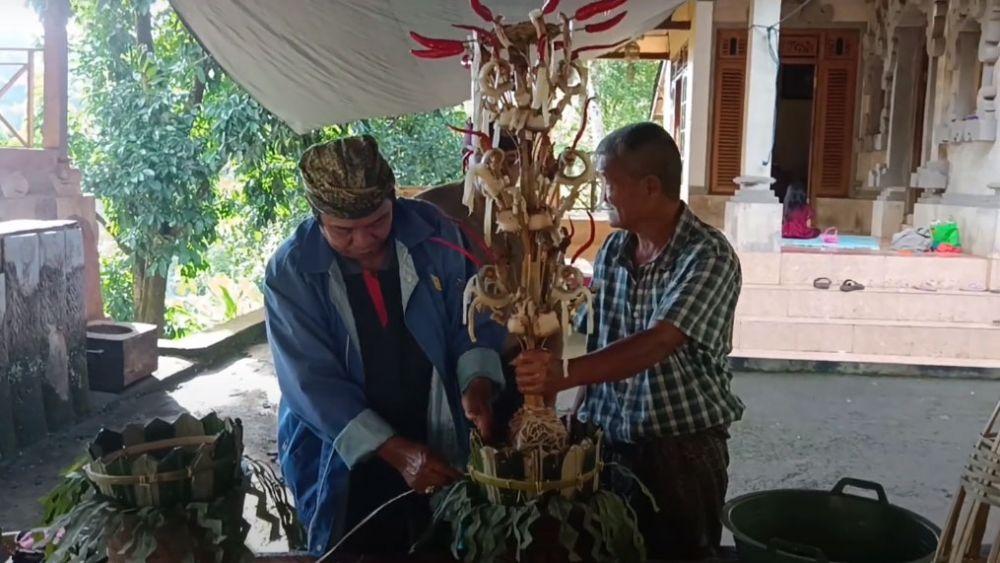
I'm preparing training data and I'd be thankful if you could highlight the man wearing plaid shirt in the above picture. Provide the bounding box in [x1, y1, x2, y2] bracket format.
[514, 122, 745, 560]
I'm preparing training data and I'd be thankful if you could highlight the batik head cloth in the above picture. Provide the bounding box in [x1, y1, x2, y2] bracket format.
[299, 135, 396, 219]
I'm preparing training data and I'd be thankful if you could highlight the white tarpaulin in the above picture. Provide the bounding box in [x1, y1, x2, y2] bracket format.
[169, 0, 684, 132]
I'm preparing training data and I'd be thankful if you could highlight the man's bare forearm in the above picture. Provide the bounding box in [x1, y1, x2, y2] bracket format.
[567, 322, 685, 388]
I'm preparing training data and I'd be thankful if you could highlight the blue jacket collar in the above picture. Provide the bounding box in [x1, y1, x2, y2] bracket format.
[298, 199, 436, 274]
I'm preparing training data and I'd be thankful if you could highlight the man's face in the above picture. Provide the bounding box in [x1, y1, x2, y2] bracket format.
[597, 154, 644, 229]
[317, 199, 394, 261]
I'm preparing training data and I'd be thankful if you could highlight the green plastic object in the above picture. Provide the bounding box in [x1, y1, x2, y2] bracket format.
[721, 478, 939, 563]
[931, 221, 961, 249]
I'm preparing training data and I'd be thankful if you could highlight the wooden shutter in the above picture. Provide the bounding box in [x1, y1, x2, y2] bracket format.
[710, 30, 747, 195]
[810, 30, 859, 198]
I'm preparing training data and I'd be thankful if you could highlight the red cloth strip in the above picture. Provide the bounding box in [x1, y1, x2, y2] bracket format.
[428, 236, 484, 268]
[362, 270, 389, 328]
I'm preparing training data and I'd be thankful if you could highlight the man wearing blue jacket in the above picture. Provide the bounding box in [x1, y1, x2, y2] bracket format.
[264, 135, 506, 556]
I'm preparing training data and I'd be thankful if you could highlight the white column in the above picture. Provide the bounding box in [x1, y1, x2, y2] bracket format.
[870, 28, 922, 238]
[42, 0, 70, 157]
[724, 0, 783, 252]
[682, 0, 714, 199]
[739, 0, 780, 181]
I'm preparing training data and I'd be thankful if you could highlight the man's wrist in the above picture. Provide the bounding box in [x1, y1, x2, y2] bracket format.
[376, 436, 408, 471]
[561, 356, 582, 391]
[464, 376, 495, 398]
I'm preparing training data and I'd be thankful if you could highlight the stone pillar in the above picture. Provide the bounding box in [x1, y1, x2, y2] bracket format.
[984, 5, 1000, 141]
[724, 0, 783, 252]
[870, 27, 922, 238]
[39, 229, 74, 429]
[682, 0, 714, 199]
[871, 188, 907, 239]
[2, 233, 50, 446]
[881, 28, 922, 187]
[42, 0, 70, 157]
[65, 228, 90, 416]
[0, 270, 13, 459]
[950, 30, 981, 134]
[921, 56, 940, 164]
[913, 32, 950, 200]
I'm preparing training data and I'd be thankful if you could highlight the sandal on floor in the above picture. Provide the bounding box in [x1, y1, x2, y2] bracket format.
[914, 281, 939, 292]
[961, 283, 987, 292]
[840, 279, 865, 292]
[813, 277, 832, 290]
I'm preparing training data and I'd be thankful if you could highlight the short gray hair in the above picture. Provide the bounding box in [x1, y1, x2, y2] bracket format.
[595, 122, 682, 199]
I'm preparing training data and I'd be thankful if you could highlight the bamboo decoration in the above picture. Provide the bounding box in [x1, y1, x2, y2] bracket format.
[411, 0, 624, 453]
[935, 400, 1000, 563]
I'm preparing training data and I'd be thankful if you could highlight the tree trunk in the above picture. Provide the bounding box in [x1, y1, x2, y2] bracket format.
[135, 7, 154, 54]
[133, 259, 167, 336]
[586, 61, 607, 146]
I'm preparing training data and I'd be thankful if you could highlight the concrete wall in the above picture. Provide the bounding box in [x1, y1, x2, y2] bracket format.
[0, 149, 102, 321]
[947, 142, 1000, 198]
[714, 0, 869, 25]
[815, 197, 873, 235]
[692, 194, 872, 234]
[0, 220, 89, 458]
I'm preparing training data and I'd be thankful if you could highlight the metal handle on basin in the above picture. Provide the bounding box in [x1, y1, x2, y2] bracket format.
[86, 349, 104, 355]
[767, 537, 829, 562]
[831, 477, 888, 504]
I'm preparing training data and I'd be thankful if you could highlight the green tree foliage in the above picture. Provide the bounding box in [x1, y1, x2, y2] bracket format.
[68, 0, 321, 332]
[356, 108, 467, 188]
[590, 61, 661, 135]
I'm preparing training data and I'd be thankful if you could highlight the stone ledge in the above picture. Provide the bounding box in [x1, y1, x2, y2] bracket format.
[731, 349, 1000, 380]
[157, 309, 266, 362]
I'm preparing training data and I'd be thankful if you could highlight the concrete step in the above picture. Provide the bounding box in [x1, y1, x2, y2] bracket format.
[731, 348, 1000, 375]
[740, 250, 995, 289]
[735, 316, 1000, 360]
[738, 284, 1000, 325]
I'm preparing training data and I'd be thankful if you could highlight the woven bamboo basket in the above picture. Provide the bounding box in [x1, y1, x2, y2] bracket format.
[85, 412, 244, 506]
[468, 430, 604, 505]
[936, 401, 1000, 563]
[84, 413, 249, 563]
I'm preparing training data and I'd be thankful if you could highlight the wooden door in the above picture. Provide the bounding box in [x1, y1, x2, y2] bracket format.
[709, 30, 747, 195]
[809, 30, 860, 198]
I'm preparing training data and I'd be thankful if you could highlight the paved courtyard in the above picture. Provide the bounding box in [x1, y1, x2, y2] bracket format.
[1, 343, 997, 547]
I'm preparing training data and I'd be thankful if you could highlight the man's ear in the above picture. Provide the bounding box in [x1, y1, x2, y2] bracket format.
[642, 174, 663, 197]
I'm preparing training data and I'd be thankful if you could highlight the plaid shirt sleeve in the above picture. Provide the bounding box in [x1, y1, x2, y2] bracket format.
[652, 248, 741, 348]
[573, 233, 615, 336]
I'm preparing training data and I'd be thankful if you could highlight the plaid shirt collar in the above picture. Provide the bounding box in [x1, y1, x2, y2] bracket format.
[611, 203, 697, 274]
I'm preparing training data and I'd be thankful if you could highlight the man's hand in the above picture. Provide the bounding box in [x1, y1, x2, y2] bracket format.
[462, 377, 495, 443]
[377, 437, 462, 494]
[513, 348, 570, 398]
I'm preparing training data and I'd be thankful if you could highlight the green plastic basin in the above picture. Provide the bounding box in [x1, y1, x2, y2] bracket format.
[721, 478, 940, 563]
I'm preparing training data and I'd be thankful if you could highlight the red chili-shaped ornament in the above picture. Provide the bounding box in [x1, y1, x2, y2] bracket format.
[584, 11, 627, 33]
[542, 0, 561, 15]
[571, 211, 597, 265]
[409, 31, 464, 51]
[575, 0, 626, 21]
[471, 0, 495, 22]
[448, 125, 493, 145]
[411, 45, 466, 59]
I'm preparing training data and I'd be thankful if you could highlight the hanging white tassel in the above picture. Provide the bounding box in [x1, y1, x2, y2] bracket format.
[463, 163, 478, 215]
[471, 33, 482, 127]
[484, 197, 495, 248]
[462, 276, 477, 327]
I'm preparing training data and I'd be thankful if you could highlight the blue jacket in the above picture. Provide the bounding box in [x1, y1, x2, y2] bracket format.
[263, 199, 505, 555]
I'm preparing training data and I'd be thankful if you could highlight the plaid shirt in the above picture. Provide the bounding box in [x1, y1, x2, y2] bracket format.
[576, 205, 745, 443]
